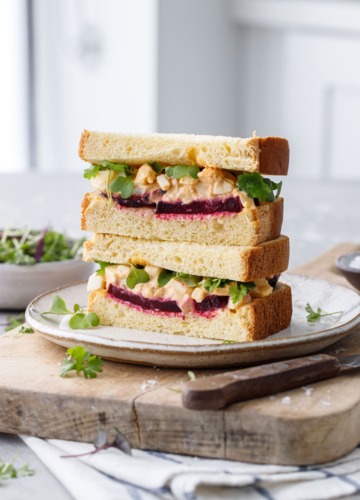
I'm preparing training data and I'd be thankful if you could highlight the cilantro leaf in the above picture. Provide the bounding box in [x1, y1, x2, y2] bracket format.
[41, 295, 73, 316]
[126, 265, 150, 289]
[110, 176, 135, 199]
[165, 165, 199, 180]
[174, 272, 201, 287]
[68, 312, 100, 329]
[60, 346, 104, 379]
[305, 303, 343, 323]
[158, 269, 176, 287]
[96, 261, 113, 276]
[229, 282, 256, 304]
[237, 172, 282, 202]
[200, 278, 230, 293]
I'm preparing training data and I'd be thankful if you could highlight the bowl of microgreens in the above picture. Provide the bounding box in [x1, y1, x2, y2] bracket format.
[0, 227, 93, 309]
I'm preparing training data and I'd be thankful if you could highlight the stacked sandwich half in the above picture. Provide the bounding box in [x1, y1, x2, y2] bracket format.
[80, 131, 292, 342]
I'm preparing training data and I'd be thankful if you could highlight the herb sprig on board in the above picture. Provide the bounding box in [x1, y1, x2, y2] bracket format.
[60, 346, 104, 379]
[0, 228, 84, 265]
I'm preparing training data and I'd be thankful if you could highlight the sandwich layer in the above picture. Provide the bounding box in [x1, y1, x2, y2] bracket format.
[81, 192, 284, 246]
[79, 130, 289, 175]
[83, 233, 289, 282]
[88, 283, 292, 342]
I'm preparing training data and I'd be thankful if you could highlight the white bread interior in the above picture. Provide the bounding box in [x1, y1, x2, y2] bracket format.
[81, 192, 284, 247]
[83, 233, 289, 282]
[79, 130, 289, 175]
[88, 283, 292, 342]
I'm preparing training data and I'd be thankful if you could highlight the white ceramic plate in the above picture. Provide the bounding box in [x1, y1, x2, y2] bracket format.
[25, 273, 360, 368]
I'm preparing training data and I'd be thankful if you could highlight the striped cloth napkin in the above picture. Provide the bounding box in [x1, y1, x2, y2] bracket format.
[22, 436, 360, 500]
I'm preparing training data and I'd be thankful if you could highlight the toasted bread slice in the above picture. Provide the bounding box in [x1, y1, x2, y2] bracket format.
[81, 192, 284, 246]
[88, 283, 292, 342]
[79, 131, 289, 175]
[83, 233, 289, 282]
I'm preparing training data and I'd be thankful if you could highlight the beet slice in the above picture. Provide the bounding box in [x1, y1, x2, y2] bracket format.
[155, 196, 243, 215]
[107, 284, 182, 313]
[195, 295, 229, 313]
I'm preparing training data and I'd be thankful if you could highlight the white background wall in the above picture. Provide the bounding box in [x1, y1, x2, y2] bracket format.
[33, 0, 158, 172]
[0, 0, 29, 173]
[2, 0, 360, 180]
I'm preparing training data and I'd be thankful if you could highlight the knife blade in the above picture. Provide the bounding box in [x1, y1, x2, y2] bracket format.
[182, 354, 360, 410]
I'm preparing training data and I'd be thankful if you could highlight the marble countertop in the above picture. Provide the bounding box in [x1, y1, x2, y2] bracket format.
[0, 173, 359, 499]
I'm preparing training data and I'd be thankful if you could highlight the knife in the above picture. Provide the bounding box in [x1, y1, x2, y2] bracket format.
[182, 354, 360, 410]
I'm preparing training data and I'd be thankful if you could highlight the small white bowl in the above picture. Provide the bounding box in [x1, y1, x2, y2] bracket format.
[0, 259, 94, 309]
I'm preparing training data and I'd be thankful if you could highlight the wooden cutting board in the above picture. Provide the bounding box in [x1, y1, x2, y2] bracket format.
[1, 243, 360, 466]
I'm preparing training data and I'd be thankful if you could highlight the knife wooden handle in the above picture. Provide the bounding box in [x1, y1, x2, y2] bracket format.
[182, 354, 341, 410]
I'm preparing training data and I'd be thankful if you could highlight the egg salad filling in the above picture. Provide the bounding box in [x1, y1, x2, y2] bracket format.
[88, 262, 276, 317]
[84, 161, 282, 216]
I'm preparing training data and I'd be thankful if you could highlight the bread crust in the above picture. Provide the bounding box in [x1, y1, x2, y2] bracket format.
[79, 130, 289, 175]
[81, 192, 284, 246]
[259, 137, 289, 175]
[83, 233, 289, 282]
[88, 283, 292, 342]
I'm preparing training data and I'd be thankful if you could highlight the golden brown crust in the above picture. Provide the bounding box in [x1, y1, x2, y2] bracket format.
[81, 192, 284, 246]
[259, 137, 289, 176]
[87, 284, 292, 342]
[248, 283, 292, 341]
[80, 192, 92, 230]
[78, 129, 90, 160]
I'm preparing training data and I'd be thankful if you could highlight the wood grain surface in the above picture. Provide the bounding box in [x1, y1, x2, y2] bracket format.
[0, 243, 359, 466]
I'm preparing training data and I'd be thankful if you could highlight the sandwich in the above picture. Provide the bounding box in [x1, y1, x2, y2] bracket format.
[80, 131, 289, 246]
[79, 130, 292, 342]
[83, 234, 291, 342]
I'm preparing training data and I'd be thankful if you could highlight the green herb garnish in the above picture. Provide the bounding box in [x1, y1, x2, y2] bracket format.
[60, 346, 104, 379]
[109, 176, 134, 199]
[149, 162, 165, 174]
[174, 272, 201, 288]
[96, 261, 113, 276]
[229, 282, 256, 304]
[14, 326, 34, 337]
[157, 269, 176, 287]
[84, 161, 132, 179]
[0, 455, 34, 481]
[305, 303, 343, 323]
[0, 228, 84, 265]
[165, 165, 200, 180]
[237, 172, 282, 202]
[158, 270, 201, 288]
[4, 313, 25, 332]
[41, 295, 100, 329]
[126, 265, 150, 289]
[84, 161, 135, 199]
[200, 277, 231, 293]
